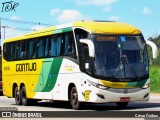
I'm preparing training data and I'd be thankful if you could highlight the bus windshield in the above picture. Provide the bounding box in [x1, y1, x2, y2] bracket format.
[91, 35, 149, 81]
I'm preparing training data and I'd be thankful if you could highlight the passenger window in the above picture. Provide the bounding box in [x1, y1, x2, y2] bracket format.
[45, 37, 51, 57]
[16, 42, 20, 59]
[10, 42, 16, 60]
[4, 42, 19, 61]
[19, 41, 27, 59]
[3, 43, 10, 61]
[51, 36, 61, 57]
[37, 38, 45, 58]
[28, 40, 37, 58]
[63, 32, 77, 59]
[3, 32, 77, 61]
[74, 29, 89, 61]
[64, 34, 69, 56]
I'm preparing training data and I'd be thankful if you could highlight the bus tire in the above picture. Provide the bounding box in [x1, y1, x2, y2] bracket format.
[69, 86, 81, 110]
[21, 86, 38, 106]
[14, 87, 22, 105]
[116, 102, 128, 109]
[21, 86, 27, 106]
[21, 86, 34, 106]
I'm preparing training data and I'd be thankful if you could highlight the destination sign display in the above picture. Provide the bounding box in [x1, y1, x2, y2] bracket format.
[96, 36, 116, 41]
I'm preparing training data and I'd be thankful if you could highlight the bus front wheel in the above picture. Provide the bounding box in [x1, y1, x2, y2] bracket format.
[14, 87, 21, 105]
[70, 86, 80, 110]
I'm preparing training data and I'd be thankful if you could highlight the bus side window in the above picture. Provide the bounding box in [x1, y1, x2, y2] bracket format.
[64, 34, 69, 56]
[17, 42, 21, 60]
[28, 40, 37, 59]
[10, 42, 16, 60]
[45, 37, 51, 57]
[50, 36, 61, 57]
[19, 41, 27, 59]
[69, 33, 76, 59]
[57, 36, 61, 56]
[37, 38, 45, 58]
[9, 43, 13, 60]
[63, 32, 77, 59]
[60, 35, 65, 56]
[3, 43, 10, 61]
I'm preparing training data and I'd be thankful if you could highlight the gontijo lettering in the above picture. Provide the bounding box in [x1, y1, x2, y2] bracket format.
[16, 63, 36, 72]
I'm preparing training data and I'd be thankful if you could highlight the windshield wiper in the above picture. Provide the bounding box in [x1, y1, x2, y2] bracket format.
[112, 55, 138, 78]
[122, 54, 138, 78]
[112, 56, 124, 78]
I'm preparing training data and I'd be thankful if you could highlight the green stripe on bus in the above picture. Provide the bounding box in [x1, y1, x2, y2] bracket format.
[135, 79, 147, 87]
[127, 79, 147, 88]
[62, 27, 72, 32]
[41, 58, 54, 91]
[53, 29, 62, 34]
[53, 27, 72, 34]
[42, 58, 63, 92]
[33, 59, 53, 92]
[127, 82, 137, 87]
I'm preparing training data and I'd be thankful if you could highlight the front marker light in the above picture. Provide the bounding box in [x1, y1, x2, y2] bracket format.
[141, 83, 150, 89]
[87, 80, 109, 90]
[97, 84, 108, 90]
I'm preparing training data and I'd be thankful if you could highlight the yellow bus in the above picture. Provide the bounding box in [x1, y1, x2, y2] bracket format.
[2, 20, 158, 110]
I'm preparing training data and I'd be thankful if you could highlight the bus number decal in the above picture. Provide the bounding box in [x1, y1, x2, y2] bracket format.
[4, 66, 10, 71]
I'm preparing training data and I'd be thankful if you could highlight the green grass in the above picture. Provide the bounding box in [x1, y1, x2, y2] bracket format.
[150, 66, 160, 93]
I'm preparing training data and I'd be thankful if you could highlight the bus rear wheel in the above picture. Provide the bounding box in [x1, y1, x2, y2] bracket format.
[21, 86, 28, 106]
[14, 87, 21, 105]
[21, 86, 37, 106]
[70, 86, 80, 110]
[116, 102, 128, 109]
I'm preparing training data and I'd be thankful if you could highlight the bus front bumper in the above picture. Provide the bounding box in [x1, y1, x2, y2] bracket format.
[86, 87, 150, 103]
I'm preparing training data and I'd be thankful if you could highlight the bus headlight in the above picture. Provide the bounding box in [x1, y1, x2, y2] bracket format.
[141, 83, 150, 89]
[87, 80, 109, 90]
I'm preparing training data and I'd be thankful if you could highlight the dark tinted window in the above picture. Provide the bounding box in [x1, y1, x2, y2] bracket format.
[19, 41, 27, 59]
[3, 31, 77, 61]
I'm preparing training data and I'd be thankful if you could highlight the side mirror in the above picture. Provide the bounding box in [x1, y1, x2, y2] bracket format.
[80, 39, 95, 57]
[146, 40, 158, 59]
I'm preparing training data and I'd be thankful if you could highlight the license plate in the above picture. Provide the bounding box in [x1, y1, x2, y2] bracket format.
[120, 97, 130, 102]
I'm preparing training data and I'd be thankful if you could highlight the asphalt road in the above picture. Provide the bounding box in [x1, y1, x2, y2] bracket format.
[0, 94, 159, 111]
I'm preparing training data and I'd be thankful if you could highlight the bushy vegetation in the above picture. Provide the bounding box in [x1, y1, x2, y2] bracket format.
[150, 66, 160, 93]
[147, 35, 160, 93]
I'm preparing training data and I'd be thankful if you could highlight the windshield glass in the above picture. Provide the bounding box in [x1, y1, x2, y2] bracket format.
[92, 35, 149, 81]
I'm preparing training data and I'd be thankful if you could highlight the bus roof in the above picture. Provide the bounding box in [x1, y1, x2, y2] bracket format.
[4, 20, 142, 43]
